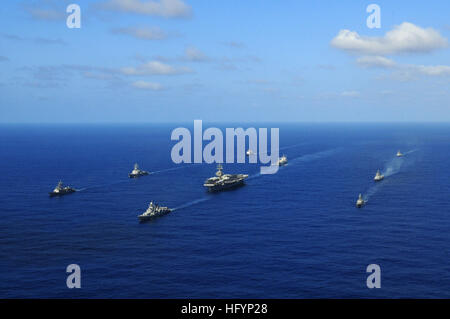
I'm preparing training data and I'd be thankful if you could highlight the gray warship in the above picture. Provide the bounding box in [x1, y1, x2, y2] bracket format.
[138, 201, 172, 221]
[374, 169, 384, 182]
[49, 181, 76, 197]
[203, 164, 248, 192]
[356, 194, 365, 208]
[277, 155, 288, 166]
[128, 163, 149, 178]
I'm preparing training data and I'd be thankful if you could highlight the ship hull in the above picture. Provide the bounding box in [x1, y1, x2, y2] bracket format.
[205, 180, 246, 192]
[138, 209, 171, 222]
[356, 198, 365, 207]
[49, 190, 76, 197]
[129, 172, 149, 178]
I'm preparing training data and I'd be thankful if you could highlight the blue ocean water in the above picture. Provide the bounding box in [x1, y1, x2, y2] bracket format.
[0, 123, 449, 298]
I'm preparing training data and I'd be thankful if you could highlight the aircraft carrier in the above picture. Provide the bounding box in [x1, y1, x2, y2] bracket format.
[203, 164, 248, 192]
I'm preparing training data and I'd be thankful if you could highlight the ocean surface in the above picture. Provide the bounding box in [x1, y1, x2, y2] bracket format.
[0, 123, 449, 298]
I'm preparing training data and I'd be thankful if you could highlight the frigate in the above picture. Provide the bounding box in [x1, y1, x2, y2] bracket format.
[374, 170, 384, 182]
[129, 163, 149, 178]
[277, 155, 288, 166]
[138, 201, 171, 221]
[356, 194, 365, 208]
[49, 181, 76, 197]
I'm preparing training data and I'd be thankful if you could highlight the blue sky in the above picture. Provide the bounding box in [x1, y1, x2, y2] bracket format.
[0, 0, 449, 123]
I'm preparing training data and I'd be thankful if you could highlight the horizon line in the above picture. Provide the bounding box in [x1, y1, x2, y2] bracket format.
[1, 121, 450, 125]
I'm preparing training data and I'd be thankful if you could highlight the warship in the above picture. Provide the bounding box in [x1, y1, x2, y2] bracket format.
[138, 201, 171, 221]
[128, 163, 149, 178]
[277, 155, 288, 166]
[397, 150, 404, 157]
[203, 164, 248, 192]
[49, 181, 76, 197]
[356, 194, 365, 208]
[374, 170, 384, 182]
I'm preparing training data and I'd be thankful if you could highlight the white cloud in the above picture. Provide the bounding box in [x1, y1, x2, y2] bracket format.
[132, 81, 164, 90]
[26, 8, 65, 21]
[121, 61, 192, 75]
[101, 0, 191, 18]
[357, 56, 396, 68]
[331, 22, 448, 55]
[111, 27, 167, 40]
[415, 65, 450, 76]
[356, 56, 450, 78]
[184, 46, 209, 62]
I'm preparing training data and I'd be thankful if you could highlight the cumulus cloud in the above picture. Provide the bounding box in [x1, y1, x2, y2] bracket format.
[387, 65, 450, 80]
[331, 22, 448, 55]
[184, 46, 209, 62]
[111, 27, 167, 40]
[356, 56, 396, 68]
[101, 0, 192, 18]
[414, 65, 450, 76]
[356, 55, 450, 78]
[121, 61, 192, 75]
[132, 81, 164, 90]
[333, 23, 450, 80]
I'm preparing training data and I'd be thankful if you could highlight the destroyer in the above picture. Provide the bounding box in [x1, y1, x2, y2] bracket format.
[128, 163, 149, 178]
[397, 150, 403, 157]
[277, 155, 288, 166]
[203, 164, 248, 192]
[374, 169, 384, 182]
[138, 201, 171, 221]
[49, 181, 76, 197]
[356, 194, 365, 208]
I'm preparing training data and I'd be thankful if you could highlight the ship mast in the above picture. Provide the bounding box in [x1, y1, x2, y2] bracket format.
[216, 164, 223, 177]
